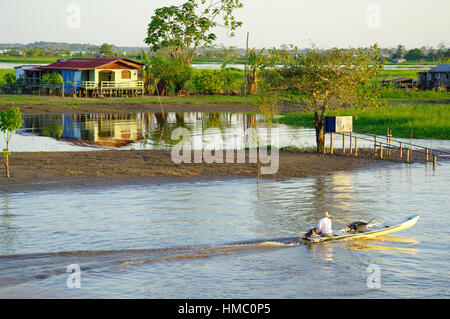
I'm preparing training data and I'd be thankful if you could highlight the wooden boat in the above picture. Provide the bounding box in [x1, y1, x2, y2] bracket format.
[301, 215, 421, 244]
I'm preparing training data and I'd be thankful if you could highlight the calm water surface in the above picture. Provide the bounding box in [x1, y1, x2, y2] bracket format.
[4, 112, 450, 153]
[0, 110, 449, 298]
[0, 161, 449, 298]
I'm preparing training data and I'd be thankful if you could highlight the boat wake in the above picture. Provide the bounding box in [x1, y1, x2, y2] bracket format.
[0, 237, 297, 289]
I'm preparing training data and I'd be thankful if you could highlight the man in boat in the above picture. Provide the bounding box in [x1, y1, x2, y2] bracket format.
[317, 211, 333, 237]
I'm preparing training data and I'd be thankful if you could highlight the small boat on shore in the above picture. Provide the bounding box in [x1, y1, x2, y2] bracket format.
[301, 215, 420, 244]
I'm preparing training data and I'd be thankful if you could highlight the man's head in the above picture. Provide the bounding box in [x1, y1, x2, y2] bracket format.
[324, 211, 330, 218]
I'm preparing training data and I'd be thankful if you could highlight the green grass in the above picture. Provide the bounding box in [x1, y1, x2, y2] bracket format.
[279, 104, 450, 139]
[0, 57, 59, 64]
[379, 89, 450, 101]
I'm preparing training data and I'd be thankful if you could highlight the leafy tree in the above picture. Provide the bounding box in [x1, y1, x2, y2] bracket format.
[0, 107, 23, 178]
[99, 43, 115, 57]
[149, 57, 193, 95]
[261, 45, 385, 152]
[405, 48, 425, 61]
[392, 44, 405, 59]
[41, 72, 64, 96]
[3, 73, 17, 88]
[193, 70, 223, 94]
[144, 0, 243, 65]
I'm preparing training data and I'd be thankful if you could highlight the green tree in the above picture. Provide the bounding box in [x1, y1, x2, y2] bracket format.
[261, 45, 385, 152]
[405, 48, 425, 61]
[144, 0, 243, 65]
[41, 72, 64, 96]
[392, 44, 405, 59]
[99, 43, 115, 57]
[149, 57, 193, 95]
[0, 107, 23, 178]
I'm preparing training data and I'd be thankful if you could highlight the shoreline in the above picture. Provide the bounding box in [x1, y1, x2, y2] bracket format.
[0, 149, 397, 193]
[0, 100, 259, 115]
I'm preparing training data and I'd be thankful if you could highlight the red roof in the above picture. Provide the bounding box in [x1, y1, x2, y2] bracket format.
[40, 58, 144, 71]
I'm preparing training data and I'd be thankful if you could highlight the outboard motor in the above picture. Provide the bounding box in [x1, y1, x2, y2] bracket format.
[347, 218, 375, 232]
[302, 227, 318, 239]
[347, 221, 369, 232]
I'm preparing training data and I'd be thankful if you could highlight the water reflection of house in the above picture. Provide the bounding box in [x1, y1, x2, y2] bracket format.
[81, 114, 143, 147]
[22, 114, 144, 147]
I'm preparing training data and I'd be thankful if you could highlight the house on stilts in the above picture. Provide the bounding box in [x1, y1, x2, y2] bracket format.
[21, 57, 145, 97]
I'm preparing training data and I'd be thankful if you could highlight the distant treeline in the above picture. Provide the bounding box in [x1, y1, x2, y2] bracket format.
[0, 41, 449, 63]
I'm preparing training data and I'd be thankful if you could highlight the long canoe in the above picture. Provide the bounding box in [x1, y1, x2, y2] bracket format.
[301, 214, 421, 244]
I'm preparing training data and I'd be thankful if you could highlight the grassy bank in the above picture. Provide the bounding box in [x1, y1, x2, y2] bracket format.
[379, 89, 450, 101]
[0, 57, 58, 64]
[279, 104, 450, 139]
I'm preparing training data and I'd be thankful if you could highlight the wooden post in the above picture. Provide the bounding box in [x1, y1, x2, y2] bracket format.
[380, 144, 383, 159]
[426, 148, 429, 162]
[386, 128, 389, 157]
[406, 148, 410, 163]
[342, 134, 345, 153]
[243, 31, 249, 95]
[350, 132, 353, 154]
[330, 132, 334, 154]
[399, 142, 403, 159]
[323, 131, 326, 154]
[374, 136, 377, 154]
[433, 155, 437, 170]
[354, 137, 358, 157]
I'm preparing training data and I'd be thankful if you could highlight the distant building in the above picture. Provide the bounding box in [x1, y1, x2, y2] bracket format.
[19, 57, 145, 96]
[418, 64, 450, 91]
[381, 77, 416, 89]
[14, 65, 38, 80]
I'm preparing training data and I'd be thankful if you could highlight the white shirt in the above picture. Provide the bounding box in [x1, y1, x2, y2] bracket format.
[317, 217, 332, 235]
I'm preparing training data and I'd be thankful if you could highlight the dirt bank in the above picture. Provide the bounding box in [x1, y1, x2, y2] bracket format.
[0, 149, 396, 193]
[0, 98, 259, 114]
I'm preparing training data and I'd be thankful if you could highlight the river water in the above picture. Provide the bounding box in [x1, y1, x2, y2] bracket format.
[5, 112, 450, 153]
[0, 111, 449, 298]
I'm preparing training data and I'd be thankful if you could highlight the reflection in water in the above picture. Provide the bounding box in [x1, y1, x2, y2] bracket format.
[13, 111, 450, 153]
[21, 113, 145, 148]
[0, 194, 17, 255]
[17, 112, 315, 151]
[344, 237, 419, 255]
[310, 242, 335, 263]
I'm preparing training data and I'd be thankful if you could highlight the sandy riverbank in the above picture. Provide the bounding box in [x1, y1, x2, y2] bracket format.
[0, 97, 260, 114]
[0, 149, 396, 193]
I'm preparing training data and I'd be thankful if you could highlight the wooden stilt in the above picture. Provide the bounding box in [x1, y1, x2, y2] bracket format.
[342, 134, 345, 153]
[330, 133, 334, 154]
[349, 132, 353, 154]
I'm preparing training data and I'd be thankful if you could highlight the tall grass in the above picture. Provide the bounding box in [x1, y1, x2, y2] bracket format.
[280, 104, 450, 139]
[379, 89, 450, 101]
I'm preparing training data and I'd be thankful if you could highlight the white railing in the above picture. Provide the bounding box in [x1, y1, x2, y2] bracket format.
[22, 80, 144, 90]
[80, 81, 97, 89]
[100, 81, 144, 89]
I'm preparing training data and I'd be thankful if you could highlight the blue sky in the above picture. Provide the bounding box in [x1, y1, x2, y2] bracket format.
[0, 0, 448, 49]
